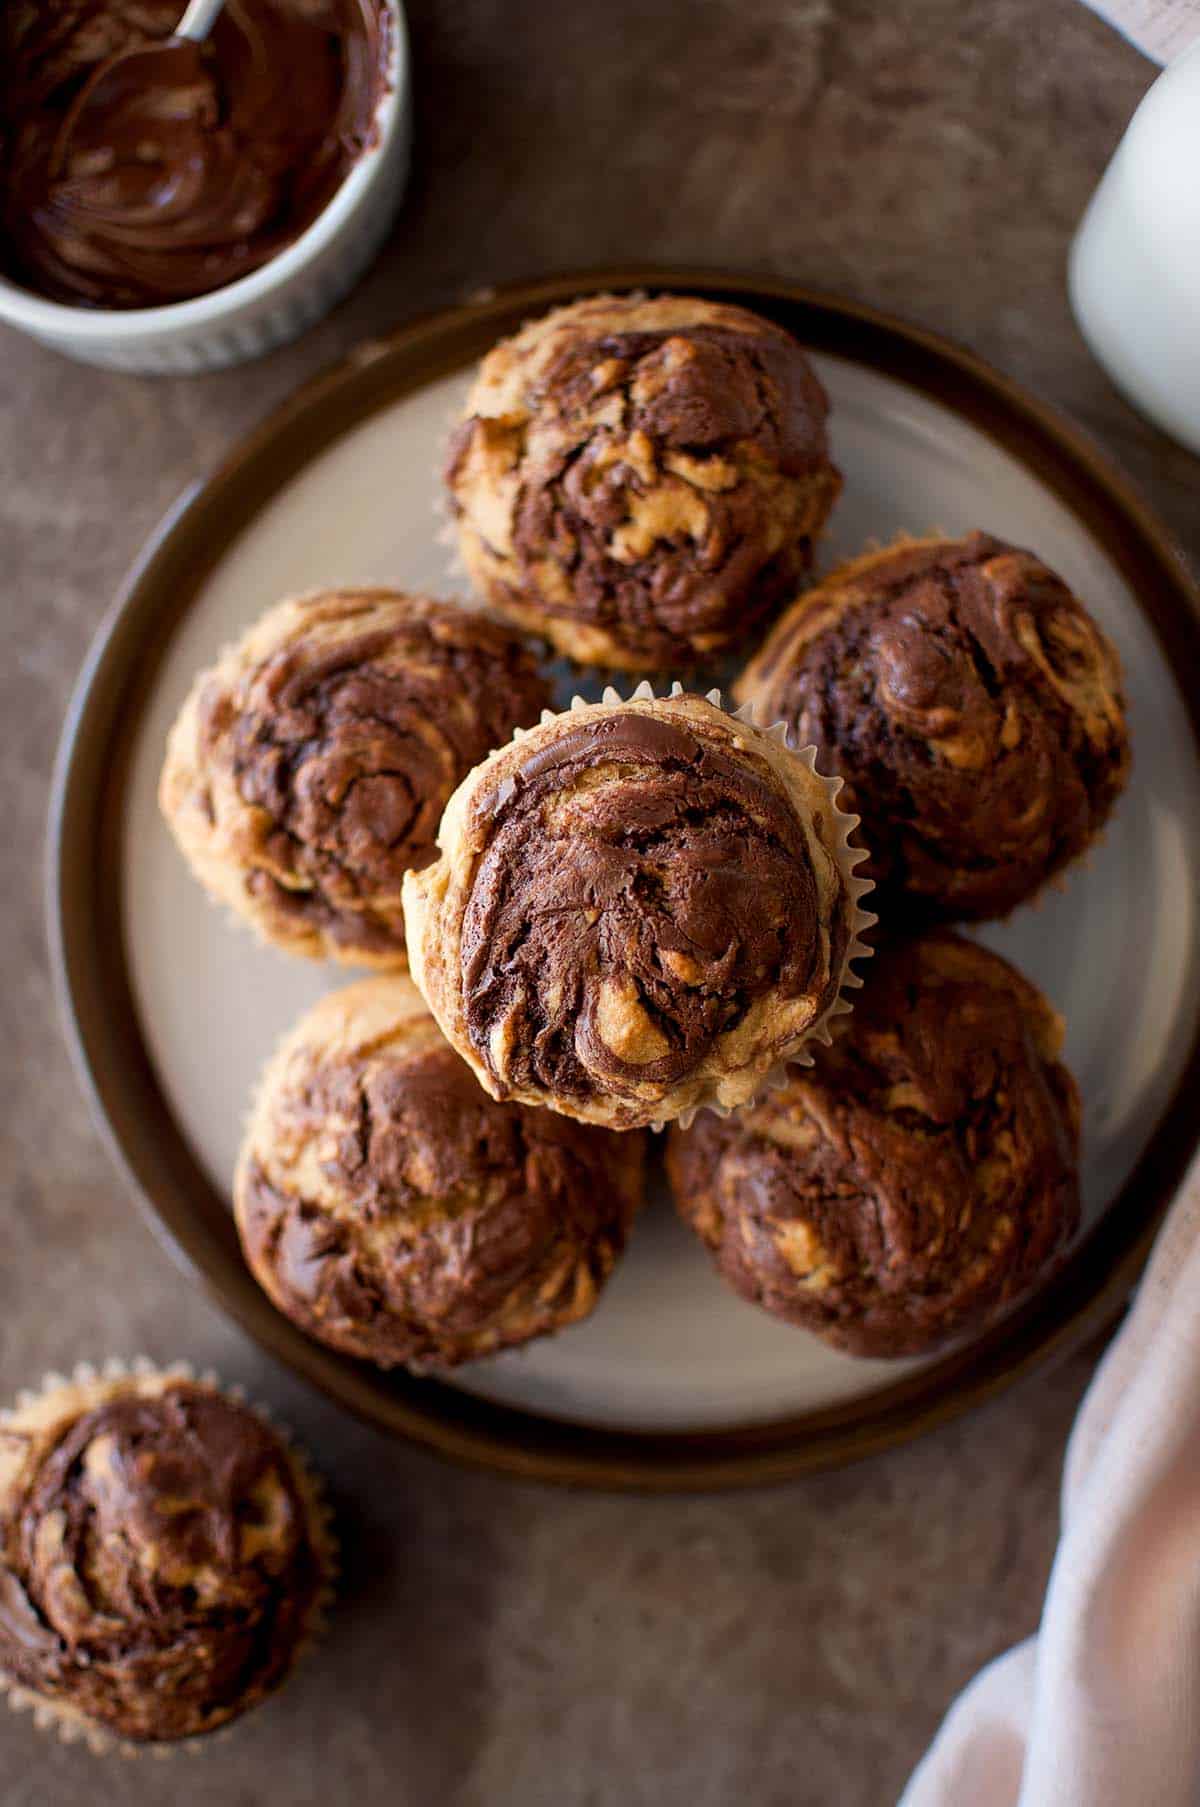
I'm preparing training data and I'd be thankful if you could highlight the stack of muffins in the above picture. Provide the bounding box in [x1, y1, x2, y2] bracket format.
[0, 289, 1133, 1753]
[158, 290, 1129, 1368]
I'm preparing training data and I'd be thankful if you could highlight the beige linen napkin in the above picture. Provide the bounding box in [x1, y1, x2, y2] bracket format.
[902, 1151, 1200, 1807]
[1078, 0, 1200, 62]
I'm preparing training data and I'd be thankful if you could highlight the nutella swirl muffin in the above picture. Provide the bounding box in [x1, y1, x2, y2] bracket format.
[736, 533, 1130, 921]
[402, 690, 870, 1130]
[160, 590, 550, 967]
[445, 294, 841, 670]
[235, 976, 645, 1368]
[0, 1367, 330, 1745]
[668, 932, 1081, 1357]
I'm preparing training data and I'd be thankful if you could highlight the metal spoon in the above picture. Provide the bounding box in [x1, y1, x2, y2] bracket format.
[52, 0, 228, 179]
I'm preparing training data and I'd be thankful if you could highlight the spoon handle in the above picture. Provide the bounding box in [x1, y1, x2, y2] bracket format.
[176, 0, 226, 42]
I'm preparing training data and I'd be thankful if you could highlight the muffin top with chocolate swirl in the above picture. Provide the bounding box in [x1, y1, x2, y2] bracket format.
[159, 590, 550, 967]
[0, 1372, 327, 1742]
[667, 931, 1081, 1357]
[445, 294, 841, 671]
[403, 692, 866, 1130]
[736, 533, 1130, 921]
[235, 976, 644, 1367]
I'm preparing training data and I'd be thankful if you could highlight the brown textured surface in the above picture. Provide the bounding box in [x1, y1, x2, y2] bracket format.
[736, 532, 1131, 920]
[234, 977, 644, 1367]
[445, 295, 839, 668]
[0, 1378, 324, 1741]
[2, 1, 1195, 1801]
[668, 933, 1081, 1355]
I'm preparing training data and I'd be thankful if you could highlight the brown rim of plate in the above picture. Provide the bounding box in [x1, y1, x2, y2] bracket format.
[47, 267, 1200, 1494]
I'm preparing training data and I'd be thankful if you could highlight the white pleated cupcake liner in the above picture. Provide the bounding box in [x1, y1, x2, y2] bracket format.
[0, 1358, 337, 1759]
[507, 681, 874, 1131]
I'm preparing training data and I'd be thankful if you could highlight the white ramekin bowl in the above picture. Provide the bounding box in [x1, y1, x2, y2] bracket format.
[0, 1, 411, 374]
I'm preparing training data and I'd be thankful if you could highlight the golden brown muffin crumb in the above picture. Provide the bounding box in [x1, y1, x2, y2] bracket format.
[235, 976, 645, 1367]
[667, 931, 1081, 1356]
[446, 294, 841, 670]
[736, 532, 1130, 921]
[0, 1374, 327, 1742]
[403, 691, 867, 1129]
[160, 589, 549, 966]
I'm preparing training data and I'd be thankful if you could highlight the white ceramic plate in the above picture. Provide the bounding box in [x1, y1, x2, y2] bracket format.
[119, 349, 1200, 1433]
[52, 276, 1200, 1487]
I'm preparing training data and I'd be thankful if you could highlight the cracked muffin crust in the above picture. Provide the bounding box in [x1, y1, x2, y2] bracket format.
[445, 294, 841, 670]
[667, 931, 1081, 1358]
[402, 691, 868, 1130]
[0, 1369, 329, 1743]
[159, 590, 550, 967]
[234, 976, 645, 1368]
[735, 532, 1130, 921]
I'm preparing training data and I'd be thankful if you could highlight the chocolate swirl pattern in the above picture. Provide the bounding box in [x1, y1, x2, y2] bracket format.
[0, 0, 388, 309]
[0, 1373, 327, 1743]
[235, 977, 645, 1368]
[403, 690, 870, 1130]
[668, 932, 1081, 1357]
[445, 294, 841, 670]
[160, 591, 550, 967]
[736, 532, 1131, 921]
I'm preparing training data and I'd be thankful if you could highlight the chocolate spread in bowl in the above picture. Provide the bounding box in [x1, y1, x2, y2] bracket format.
[0, 0, 389, 309]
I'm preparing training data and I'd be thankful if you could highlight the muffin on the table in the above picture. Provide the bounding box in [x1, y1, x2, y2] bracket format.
[159, 589, 550, 967]
[0, 1366, 331, 1745]
[735, 532, 1130, 921]
[235, 975, 646, 1368]
[667, 931, 1081, 1357]
[402, 689, 871, 1131]
[444, 293, 841, 670]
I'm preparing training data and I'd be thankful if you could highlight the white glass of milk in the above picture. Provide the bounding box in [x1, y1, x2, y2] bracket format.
[1070, 38, 1200, 456]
